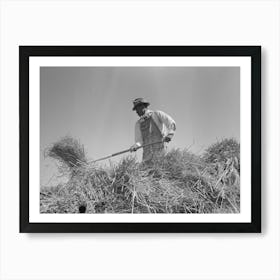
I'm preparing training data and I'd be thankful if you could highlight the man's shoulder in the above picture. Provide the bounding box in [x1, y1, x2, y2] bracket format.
[153, 110, 175, 124]
[153, 110, 168, 118]
[152, 110, 163, 115]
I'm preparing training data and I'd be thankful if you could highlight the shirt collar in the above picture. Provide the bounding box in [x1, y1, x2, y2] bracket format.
[139, 110, 153, 122]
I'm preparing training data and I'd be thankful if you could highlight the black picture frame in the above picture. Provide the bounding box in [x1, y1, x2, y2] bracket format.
[20, 46, 261, 233]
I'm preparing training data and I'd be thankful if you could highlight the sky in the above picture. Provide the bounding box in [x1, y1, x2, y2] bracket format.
[40, 67, 240, 186]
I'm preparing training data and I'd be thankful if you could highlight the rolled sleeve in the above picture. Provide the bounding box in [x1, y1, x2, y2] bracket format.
[155, 111, 176, 138]
[135, 121, 143, 145]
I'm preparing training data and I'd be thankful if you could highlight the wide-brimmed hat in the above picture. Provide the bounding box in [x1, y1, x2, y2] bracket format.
[132, 98, 150, 111]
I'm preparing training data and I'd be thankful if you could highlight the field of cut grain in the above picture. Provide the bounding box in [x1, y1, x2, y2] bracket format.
[40, 137, 240, 214]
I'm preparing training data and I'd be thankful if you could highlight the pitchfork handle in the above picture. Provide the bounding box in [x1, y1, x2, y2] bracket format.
[111, 149, 131, 157]
[131, 140, 164, 152]
[89, 140, 164, 163]
[111, 141, 163, 157]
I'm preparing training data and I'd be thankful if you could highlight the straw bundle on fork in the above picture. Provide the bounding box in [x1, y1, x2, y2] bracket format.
[48, 136, 87, 168]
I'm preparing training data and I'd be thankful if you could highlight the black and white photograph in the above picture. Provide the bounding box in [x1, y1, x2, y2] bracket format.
[40, 66, 241, 215]
[20, 46, 261, 232]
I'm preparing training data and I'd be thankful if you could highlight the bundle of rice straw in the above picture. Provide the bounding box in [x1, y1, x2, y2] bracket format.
[203, 138, 240, 164]
[48, 136, 87, 168]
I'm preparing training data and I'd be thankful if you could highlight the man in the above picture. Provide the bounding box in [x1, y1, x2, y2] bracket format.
[130, 98, 176, 162]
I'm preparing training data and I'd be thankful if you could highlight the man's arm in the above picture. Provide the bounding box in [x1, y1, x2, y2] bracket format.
[154, 110, 176, 141]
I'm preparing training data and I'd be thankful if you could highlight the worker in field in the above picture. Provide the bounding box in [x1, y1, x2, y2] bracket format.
[130, 98, 176, 162]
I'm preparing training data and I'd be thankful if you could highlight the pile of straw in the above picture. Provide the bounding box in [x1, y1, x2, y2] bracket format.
[41, 137, 240, 214]
[203, 138, 240, 164]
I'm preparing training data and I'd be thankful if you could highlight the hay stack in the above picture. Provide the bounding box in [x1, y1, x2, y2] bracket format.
[42, 137, 240, 214]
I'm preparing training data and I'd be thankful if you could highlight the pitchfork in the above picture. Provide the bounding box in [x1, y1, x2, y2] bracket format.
[87, 140, 164, 164]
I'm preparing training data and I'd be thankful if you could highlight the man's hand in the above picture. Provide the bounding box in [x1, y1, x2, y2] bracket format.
[130, 143, 141, 152]
[163, 135, 172, 142]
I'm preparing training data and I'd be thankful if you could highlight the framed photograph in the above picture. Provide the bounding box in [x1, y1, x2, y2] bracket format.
[20, 46, 261, 233]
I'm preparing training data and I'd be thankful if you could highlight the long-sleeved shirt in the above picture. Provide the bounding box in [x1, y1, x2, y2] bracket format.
[134, 110, 176, 146]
